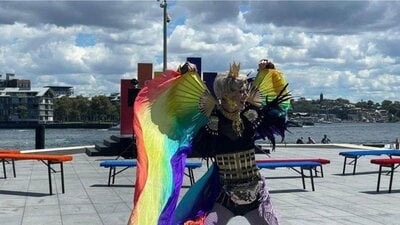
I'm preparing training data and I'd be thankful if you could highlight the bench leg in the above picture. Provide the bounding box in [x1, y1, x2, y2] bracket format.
[189, 168, 196, 185]
[313, 166, 323, 177]
[342, 157, 347, 175]
[12, 159, 16, 177]
[301, 168, 306, 189]
[187, 168, 192, 185]
[352, 157, 358, 175]
[2, 159, 6, 179]
[320, 165, 324, 177]
[112, 167, 116, 185]
[107, 167, 112, 186]
[309, 167, 315, 191]
[389, 165, 394, 193]
[377, 165, 382, 192]
[61, 162, 65, 194]
[47, 161, 53, 195]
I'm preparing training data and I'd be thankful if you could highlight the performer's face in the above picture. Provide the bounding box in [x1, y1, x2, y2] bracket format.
[222, 80, 248, 112]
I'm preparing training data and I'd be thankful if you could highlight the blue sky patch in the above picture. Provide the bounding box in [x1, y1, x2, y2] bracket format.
[75, 33, 96, 47]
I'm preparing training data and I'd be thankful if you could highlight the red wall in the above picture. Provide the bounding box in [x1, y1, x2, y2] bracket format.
[120, 79, 134, 136]
[138, 63, 153, 88]
[120, 63, 153, 136]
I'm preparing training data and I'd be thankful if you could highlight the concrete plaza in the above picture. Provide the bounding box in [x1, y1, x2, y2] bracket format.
[1, 145, 399, 225]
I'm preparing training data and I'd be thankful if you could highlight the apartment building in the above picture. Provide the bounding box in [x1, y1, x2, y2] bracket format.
[44, 86, 74, 97]
[0, 73, 31, 89]
[0, 87, 54, 123]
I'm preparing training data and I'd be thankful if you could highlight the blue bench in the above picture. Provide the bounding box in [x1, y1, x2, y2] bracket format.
[256, 158, 330, 177]
[257, 161, 321, 191]
[100, 160, 202, 186]
[339, 150, 400, 175]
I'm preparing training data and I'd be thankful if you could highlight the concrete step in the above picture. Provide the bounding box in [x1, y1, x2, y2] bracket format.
[111, 135, 134, 143]
[85, 135, 137, 158]
[103, 138, 119, 147]
[85, 148, 102, 156]
[94, 143, 120, 156]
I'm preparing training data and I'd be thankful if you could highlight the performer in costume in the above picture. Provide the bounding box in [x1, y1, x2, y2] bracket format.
[128, 59, 290, 225]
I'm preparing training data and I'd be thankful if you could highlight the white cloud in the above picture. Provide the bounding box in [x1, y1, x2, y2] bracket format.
[0, 1, 399, 103]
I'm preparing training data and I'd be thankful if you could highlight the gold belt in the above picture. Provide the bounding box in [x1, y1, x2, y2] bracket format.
[215, 149, 260, 182]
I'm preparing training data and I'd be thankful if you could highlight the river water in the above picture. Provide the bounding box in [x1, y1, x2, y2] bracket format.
[0, 128, 120, 150]
[284, 122, 400, 145]
[0, 123, 399, 150]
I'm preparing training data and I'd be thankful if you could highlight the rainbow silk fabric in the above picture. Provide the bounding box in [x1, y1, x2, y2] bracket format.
[128, 70, 209, 225]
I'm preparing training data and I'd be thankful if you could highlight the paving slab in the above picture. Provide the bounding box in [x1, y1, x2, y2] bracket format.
[1, 146, 400, 225]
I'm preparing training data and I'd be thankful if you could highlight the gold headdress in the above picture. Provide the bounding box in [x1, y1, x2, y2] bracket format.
[216, 61, 245, 136]
[228, 62, 240, 79]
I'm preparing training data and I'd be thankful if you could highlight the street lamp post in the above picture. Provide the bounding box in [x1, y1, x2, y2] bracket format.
[159, 0, 168, 72]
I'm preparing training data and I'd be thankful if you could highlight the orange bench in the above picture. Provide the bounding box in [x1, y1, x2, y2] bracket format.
[0, 149, 21, 153]
[0, 149, 21, 178]
[0, 153, 73, 195]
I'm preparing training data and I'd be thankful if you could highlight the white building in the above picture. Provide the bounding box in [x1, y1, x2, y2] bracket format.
[0, 87, 54, 123]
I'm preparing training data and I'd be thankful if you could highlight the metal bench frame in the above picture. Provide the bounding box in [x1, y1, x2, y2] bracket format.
[0, 153, 72, 195]
[257, 161, 321, 191]
[371, 158, 400, 193]
[256, 158, 330, 177]
[339, 150, 400, 175]
[100, 160, 202, 186]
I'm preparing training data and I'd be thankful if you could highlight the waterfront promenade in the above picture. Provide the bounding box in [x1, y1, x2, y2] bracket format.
[1, 144, 400, 225]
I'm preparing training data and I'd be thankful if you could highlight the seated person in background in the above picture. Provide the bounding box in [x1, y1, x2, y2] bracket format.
[307, 136, 316, 144]
[321, 134, 331, 144]
[296, 137, 304, 144]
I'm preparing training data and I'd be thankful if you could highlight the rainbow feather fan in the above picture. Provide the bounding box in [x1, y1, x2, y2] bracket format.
[251, 69, 291, 111]
[128, 70, 214, 225]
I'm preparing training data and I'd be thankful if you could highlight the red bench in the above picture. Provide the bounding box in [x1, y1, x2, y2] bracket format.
[256, 158, 330, 177]
[371, 158, 400, 193]
[0, 153, 73, 195]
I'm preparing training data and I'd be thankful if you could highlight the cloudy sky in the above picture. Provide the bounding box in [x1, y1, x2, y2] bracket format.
[1, 1, 399, 103]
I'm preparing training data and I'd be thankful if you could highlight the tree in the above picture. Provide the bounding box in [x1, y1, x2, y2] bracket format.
[90, 95, 116, 122]
[54, 95, 119, 123]
[71, 95, 90, 121]
[291, 99, 319, 113]
[355, 101, 368, 108]
[380, 100, 400, 122]
[335, 98, 350, 104]
[367, 100, 374, 108]
[381, 100, 393, 109]
[16, 105, 28, 119]
[53, 96, 72, 122]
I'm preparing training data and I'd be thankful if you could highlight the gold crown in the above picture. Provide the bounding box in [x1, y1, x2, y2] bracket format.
[228, 62, 240, 78]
